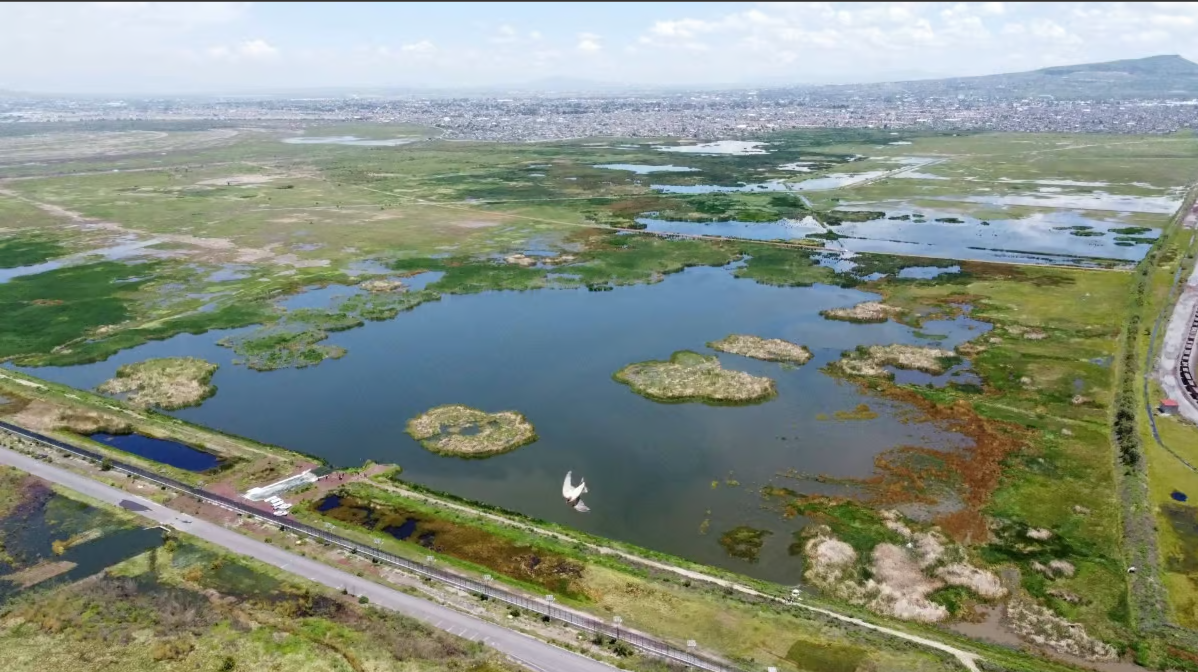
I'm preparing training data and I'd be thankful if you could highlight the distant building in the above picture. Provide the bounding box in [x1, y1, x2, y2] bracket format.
[1161, 399, 1180, 415]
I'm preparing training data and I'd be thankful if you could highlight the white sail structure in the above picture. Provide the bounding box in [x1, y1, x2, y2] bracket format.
[562, 471, 590, 512]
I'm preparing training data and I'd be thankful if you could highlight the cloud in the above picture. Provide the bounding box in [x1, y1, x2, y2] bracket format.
[4, 2, 1198, 93]
[206, 38, 278, 62]
[401, 40, 435, 54]
[577, 32, 602, 53]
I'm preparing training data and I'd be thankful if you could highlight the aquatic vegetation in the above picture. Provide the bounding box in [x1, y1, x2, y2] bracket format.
[406, 404, 537, 457]
[829, 344, 960, 378]
[218, 328, 345, 371]
[833, 403, 878, 421]
[613, 350, 777, 404]
[215, 290, 440, 371]
[314, 489, 586, 597]
[718, 526, 772, 563]
[0, 235, 63, 270]
[821, 210, 886, 226]
[0, 261, 152, 362]
[708, 334, 812, 363]
[785, 639, 867, 672]
[96, 357, 218, 410]
[341, 289, 441, 321]
[820, 301, 905, 324]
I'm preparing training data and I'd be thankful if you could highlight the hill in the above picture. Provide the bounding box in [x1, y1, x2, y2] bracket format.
[786, 54, 1198, 100]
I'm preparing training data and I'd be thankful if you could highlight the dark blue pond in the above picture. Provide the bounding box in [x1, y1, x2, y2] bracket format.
[89, 433, 223, 472]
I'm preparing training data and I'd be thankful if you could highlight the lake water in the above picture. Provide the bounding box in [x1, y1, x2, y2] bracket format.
[638, 208, 1155, 266]
[16, 264, 988, 582]
[654, 141, 770, 155]
[593, 164, 698, 174]
[89, 433, 223, 472]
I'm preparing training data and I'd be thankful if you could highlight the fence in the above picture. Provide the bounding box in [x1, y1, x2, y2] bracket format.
[0, 419, 739, 672]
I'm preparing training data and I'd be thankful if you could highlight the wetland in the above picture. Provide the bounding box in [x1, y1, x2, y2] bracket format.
[12, 261, 988, 582]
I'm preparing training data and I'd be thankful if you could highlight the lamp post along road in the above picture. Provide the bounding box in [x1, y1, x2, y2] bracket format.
[613, 616, 623, 641]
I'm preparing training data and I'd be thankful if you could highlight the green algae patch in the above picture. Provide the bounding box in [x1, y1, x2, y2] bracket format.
[785, 638, 868, 672]
[708, 334, 812, 364]
[218, 329, 346, 371]
[96, 357, 218, 410]
[719, 525, 773, 563]
[833, 403, 879, 421]
[614, 350, 776, 404]
[820, 301, 904, 324]
[829, 344, 960, 379]
[0, 234, 63, 269]
[406, 404, 538, 457]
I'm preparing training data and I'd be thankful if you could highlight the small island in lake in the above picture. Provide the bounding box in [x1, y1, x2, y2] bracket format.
[829, 344, 960, 379]
[405, 404, 538, 456]
[614, 350, 776, 404]
[97, 357, 219, 410]
[708, 334, 812, 364]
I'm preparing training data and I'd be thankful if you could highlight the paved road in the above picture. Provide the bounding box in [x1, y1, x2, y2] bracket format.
[0, 447, 616, 672]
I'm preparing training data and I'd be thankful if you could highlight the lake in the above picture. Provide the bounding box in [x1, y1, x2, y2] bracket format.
[15, 263, 988, 582]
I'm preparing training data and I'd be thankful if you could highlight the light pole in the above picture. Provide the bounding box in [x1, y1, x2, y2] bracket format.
[545, 594, 555, 620]
[612, 615, 622, 641]
[483, 574, 492, 598]
[686, 639, 697, 661]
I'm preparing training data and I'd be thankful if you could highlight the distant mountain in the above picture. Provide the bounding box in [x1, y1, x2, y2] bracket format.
[786, 55, 1198, 100]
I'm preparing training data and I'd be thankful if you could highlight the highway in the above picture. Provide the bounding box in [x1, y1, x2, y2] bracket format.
[0, 447, 617, 672]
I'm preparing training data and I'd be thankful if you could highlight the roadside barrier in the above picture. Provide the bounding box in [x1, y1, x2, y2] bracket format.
[0, 419, 739, 672]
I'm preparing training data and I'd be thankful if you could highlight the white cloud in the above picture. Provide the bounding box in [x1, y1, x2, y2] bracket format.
[577, 32, 602, 52]
[207, 38, 277, 62]
[4, 2, 1198, 93]
[401, 40, 435, 54]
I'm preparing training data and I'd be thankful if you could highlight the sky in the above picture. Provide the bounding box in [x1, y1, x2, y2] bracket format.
[3, 2, 1198, 94]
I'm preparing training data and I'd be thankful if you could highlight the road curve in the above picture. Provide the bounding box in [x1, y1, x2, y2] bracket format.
[0, 447, 616, 672]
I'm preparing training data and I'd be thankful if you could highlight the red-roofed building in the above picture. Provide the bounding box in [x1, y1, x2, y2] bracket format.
[1161, 399, 1180, 415]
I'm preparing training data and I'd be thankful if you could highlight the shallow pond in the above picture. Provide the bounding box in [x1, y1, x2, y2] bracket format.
[0, 237, 167, 283]
[639, 208, 1155, 266]
[593, 164, 698, 174]
[0, 487, 162, 603]
[654, 141, 770, 155]
[89, 433, 223, 472]
[16, 264, 988, 582]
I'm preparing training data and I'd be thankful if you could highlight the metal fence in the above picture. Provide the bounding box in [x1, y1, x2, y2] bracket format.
[0, 420, 739, 672]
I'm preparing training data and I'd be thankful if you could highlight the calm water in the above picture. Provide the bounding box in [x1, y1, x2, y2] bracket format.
[0, 488, 162, 603]
[639, 208, 1155, 266]
[18, 264, 988, 582]
[89, 433, 223, 472]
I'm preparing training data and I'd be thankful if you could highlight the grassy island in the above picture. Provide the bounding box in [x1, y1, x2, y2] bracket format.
[708, 334, 812, 364]
[405, 404, 538, 457]
[218, 329, 346, 371]
[96, 357, 219, 410]
[829, 344, 960, 378]
[820, 301, 905, 324]
[614, 350, 777, 404]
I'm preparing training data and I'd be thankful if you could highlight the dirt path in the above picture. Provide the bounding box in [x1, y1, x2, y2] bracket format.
[365, 478, 983, 671]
